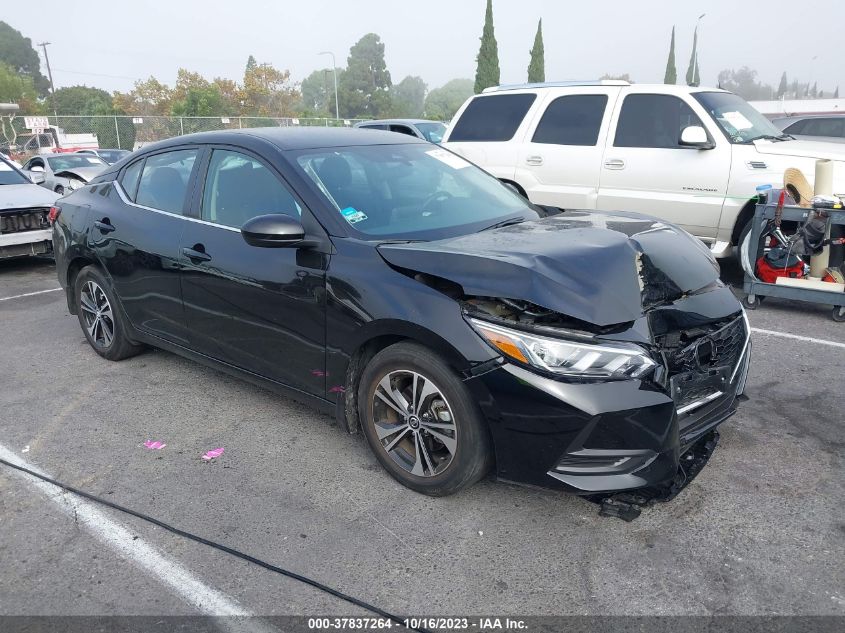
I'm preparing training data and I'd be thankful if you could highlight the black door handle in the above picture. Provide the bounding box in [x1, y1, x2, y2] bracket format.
[182, 246, 212, 263]
[94, 219, 115, 233]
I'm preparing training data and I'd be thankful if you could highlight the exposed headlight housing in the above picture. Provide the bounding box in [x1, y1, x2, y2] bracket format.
[67, 179, 84, 190]
[470, 318, 656, 380]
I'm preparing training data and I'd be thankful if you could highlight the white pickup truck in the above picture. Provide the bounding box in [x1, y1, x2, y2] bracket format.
[443, 81, 845, 258]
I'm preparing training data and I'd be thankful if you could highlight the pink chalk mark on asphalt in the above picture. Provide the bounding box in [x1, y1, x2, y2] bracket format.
[202, 447, 225, 461]
[144, 440, 166, 450]
[311, 369, 327, 377]
[329, 385, 345, 393]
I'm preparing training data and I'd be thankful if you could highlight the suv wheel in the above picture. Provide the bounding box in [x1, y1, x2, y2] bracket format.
[75, 266, 143, 361]
[358, 342, 491, 496]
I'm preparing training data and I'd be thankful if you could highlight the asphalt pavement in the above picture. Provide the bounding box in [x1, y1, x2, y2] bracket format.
[0, 255, 843, 624]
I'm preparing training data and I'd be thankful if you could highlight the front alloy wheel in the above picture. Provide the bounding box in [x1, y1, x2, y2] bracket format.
[372, 370, 457, 477]
[358, 342, 491, 496]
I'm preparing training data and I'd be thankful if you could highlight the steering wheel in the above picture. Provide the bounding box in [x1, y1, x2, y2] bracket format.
[421, 191, 453, 214]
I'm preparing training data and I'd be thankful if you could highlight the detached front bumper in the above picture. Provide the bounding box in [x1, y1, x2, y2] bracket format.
[465, 320, 750, 494]
[0, 228, 53, 259]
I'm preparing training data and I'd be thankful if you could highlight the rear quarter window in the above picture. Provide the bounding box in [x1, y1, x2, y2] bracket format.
[449, 93, 536, 142]
[120, 159, 144, 200]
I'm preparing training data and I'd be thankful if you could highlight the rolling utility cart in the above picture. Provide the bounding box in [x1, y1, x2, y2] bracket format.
[742, 198, 845, 322]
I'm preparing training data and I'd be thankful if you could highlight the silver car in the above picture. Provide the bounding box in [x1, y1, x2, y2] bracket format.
[772, 115, 845, 144]
[20, 153, 108, 195]
[354, 119, 447, 143]
[0, 154, 59, 259]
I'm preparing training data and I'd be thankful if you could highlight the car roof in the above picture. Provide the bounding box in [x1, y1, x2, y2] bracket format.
[136, 127, 428, 154]
[773, 114, 844, 121]
[480, 81, 727, 97]
[355, 119, 441, 126]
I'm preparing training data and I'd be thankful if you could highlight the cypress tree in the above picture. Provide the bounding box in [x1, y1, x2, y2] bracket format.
[527, 19, 545, 83]
[836, 86, 840, 98]
[474, 0, 500, 94]
[693, 56, 700, 87]
[663, 26, 677, 84]
[777, 72, 788, 98]
[685, 27, 698, 86]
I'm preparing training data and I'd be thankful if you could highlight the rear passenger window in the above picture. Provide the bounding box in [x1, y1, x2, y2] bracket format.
[801, 118, 845, 137]
[614, 94, 706, 149]
[532, 95, 608, 146]
[783, 120, 806, 134]
[120, 159, 144, 200]
[449, 94, 536, 142]
[135, 149, 198, 214]
[389, 125, 416, 137]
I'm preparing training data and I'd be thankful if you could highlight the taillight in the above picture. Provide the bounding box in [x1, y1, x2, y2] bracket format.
[48, 206, 61, 225]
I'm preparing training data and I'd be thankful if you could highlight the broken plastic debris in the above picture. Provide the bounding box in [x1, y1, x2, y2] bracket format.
[144, 440, 166, 450]
[21, 445, 30, 453]
[202, 447, 225, 460]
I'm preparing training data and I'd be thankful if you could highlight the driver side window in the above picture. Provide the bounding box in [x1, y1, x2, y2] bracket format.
[201, 150, 301, 229]
[614, 94, 706, 149]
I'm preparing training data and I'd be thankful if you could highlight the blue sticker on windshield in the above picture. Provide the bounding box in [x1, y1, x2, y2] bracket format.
[341, 207, 368, 225]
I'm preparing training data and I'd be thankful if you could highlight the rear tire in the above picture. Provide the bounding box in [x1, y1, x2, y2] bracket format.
[358, 342, 492, 496]
[74, 265, 143, 361]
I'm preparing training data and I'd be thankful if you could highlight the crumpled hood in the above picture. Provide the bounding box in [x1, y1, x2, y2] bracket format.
[0, 183, 60, 210]
[753, 138, 845, 162]
[377, 211, 721, 327]
[53, 166, 103, 182]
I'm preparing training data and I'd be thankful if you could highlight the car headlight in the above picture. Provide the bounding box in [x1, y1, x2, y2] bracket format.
[469, 318, 656, 380]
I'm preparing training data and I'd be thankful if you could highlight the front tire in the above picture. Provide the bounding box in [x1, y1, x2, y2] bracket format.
[358, 342, 492, 496]
[75, 266, 143, 361]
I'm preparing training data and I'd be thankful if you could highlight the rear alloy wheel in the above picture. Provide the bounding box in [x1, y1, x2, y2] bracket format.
[359, 342, 491, 496]
[75, 266, 143, 361]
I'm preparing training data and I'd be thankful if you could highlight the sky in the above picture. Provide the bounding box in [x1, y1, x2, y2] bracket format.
[5, 0, 844, 95]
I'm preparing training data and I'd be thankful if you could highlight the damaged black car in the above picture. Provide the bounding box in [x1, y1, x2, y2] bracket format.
[52, 128, 750, 497]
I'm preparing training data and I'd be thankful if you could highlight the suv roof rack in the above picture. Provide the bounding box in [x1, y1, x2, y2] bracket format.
[482, 80, 630, 93]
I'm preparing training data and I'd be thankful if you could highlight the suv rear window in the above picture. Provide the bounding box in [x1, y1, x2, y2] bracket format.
[532, 95, 608, 146]
[449, 94, 536, 142]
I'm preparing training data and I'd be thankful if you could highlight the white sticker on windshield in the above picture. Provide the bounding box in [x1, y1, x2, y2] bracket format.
[722, 111, 753, 130]
[426, 148, 470, 170]
[341, 206, 368, 225]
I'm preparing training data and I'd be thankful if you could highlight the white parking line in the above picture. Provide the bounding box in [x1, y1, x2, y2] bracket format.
[0, 443, 249, 617]
[0, 287, 62, 302]
[751, 327, 845, 350]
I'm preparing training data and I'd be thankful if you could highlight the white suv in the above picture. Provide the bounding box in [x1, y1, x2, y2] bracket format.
[443, 81, 845, 258]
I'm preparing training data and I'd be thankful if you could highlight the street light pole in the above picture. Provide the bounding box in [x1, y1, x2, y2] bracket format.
[38, 41, 57, 116]
[319, 51, 339, 119]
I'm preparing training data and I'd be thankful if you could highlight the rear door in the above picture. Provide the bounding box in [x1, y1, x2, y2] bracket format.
[179, 147, 327, 396]
[94, 148, 200, 345]
[596, 91, 731, 238]
[515, 88, 619, 208]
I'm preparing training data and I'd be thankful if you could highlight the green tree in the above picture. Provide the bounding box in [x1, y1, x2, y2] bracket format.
[474, 0, 500, 93]
[777, 72, 788, 98]
[810, 81, 818, 98]
[113, 76, 174, 116]
[424, 78, 474, 121]
[836, 86, 840, 98]
[391, 75, 427, 118]
[241, 61, 299, 117]
[52, 86, 114, 115]
[601, 73, 633, 82]
[527, 19, 544, 83]
[0, 61, 40, 112]
[246, 55, 257, 72]
[300, 67, 343, 116]
[170, 69, 225, 116]
[693, 56, 700, 87]
[663, 26, 676, 84]
[685, 27, 698, 86]
[338, 33, 392, 118]
[0, 21, 49, 96]
[716, 67, 774, 101]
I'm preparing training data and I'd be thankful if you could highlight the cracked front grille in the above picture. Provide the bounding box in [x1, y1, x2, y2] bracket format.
[0, 208, 50, 234]
[668, 316, 747, 375]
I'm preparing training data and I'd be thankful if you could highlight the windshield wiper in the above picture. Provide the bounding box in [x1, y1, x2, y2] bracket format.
[746, 134, 792, 143]
[480, 217, 525, 232]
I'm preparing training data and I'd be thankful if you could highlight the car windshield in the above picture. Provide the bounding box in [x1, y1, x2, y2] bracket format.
[98, 150, 129, 163]
[694, 91, 789, 144]
[295, 144, 537, 240]
[46, 155, 107, 170]
[415, 122, 447, 143]
[0, 158, 31, 185]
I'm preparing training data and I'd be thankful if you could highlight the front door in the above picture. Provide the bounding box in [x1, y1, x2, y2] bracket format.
[179, 148, 327, 396]
[597, 92, 731, 239]
[92, 148, 199, 346]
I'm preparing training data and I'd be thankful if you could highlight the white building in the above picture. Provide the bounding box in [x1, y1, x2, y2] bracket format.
[749, 98, 845, 118]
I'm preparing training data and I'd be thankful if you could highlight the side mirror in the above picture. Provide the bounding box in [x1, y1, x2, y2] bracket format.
[30, 165, 45, 172]
[30, 171, 45, 184]
[680, 126, 714, 149]
[241, 213, 306, 248]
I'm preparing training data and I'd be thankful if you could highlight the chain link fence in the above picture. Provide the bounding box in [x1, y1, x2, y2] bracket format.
[0, 115, 368, 158]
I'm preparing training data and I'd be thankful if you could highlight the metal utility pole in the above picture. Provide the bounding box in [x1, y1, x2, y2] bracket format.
[38, 42, 57, 116]
[319, 51, 339, 119]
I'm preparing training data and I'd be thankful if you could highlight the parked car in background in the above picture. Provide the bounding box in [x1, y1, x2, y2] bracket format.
[443, 81, 845, 259]
[0, 153, 58, 259]
[354, 119, 447, 143]
[52, 128, 748, 497]
[76, 148, 131, 164]
[20, 153, 108, 195]
[772, 115, 845, 144]
[17, 125, 99, 155]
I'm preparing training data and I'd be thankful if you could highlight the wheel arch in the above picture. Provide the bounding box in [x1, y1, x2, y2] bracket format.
[731, 198, 758, 246]
[64, 256, 98, 314]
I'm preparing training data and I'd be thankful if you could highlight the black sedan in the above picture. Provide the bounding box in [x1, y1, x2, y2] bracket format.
[51, 128, 750, 497]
